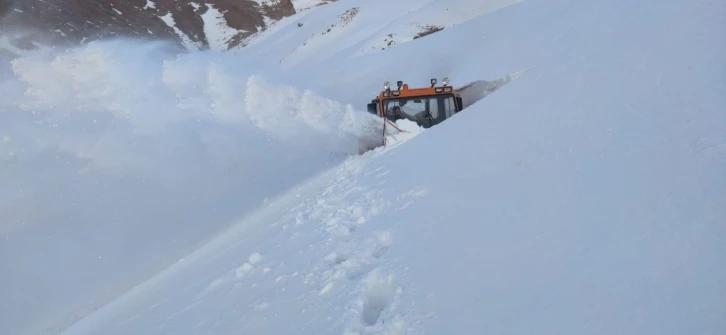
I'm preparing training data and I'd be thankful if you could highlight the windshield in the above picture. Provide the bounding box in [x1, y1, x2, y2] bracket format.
[382, 94, 457, 128]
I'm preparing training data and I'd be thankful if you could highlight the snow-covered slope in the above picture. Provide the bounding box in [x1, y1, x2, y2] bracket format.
[2, 0, 725, 334]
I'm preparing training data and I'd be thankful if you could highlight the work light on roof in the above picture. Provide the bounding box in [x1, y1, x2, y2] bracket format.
[430, 78, 437, 87]
[442, 77, 450, 86]
[384, 81, 390, 90]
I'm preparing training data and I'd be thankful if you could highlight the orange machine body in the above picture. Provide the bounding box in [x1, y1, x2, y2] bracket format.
[366, 79, 464, 126]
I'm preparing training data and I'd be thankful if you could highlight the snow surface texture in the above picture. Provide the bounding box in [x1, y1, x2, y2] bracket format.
[3, 0, 726, 334]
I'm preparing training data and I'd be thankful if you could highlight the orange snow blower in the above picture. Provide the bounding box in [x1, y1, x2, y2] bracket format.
[359, 78, 465, 153]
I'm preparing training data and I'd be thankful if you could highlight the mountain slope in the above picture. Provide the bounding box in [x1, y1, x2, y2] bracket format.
[49, 0, 726, 334]
[2, 0, 725, 334]
[0, 0, 296, 51]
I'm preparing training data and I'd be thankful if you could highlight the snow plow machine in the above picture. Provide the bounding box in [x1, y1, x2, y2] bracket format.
[359, 77, 465, 154]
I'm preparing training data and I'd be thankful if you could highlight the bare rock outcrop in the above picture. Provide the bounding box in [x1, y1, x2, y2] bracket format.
[0, 0, 297, 51]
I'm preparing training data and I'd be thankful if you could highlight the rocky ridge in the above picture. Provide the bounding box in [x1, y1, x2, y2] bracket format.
[0, 0, 303, 51]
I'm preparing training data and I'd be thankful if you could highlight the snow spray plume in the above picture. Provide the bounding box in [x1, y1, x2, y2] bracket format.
[0, 37, 380, 335]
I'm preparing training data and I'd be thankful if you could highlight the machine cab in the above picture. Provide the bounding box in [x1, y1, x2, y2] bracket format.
[367, 78, 464, 129]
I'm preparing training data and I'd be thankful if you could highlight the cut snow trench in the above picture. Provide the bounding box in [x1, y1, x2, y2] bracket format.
[456, 69, 528, 109]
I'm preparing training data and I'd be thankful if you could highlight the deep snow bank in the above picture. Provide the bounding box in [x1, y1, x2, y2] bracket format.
[53, 0, 726, 334]
[0, 39, 382, 335]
